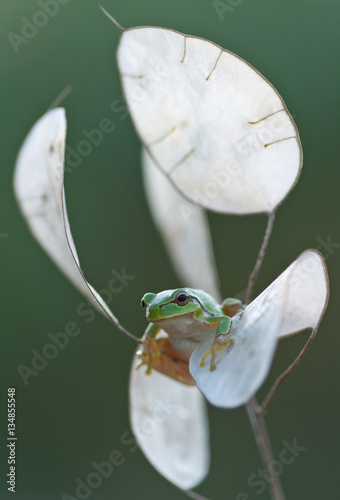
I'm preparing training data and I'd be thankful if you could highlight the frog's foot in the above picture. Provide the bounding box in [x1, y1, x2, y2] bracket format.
[136, 337, 195, 385]
[200, 335, 235, 372]
[136, 337, 161, 375]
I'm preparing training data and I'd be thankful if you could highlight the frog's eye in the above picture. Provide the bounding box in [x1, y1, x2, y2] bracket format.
[175, 292, 190, 306]
[141, 299, 146, 309]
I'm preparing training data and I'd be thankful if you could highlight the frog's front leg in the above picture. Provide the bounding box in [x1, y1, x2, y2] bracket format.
[199, 298, 243, 371]
[197, 313, 234, 372]
[136, 324, 195, 386]
[221, 297, 244, 317]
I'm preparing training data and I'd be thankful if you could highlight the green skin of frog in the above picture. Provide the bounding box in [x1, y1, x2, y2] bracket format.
[139, 288, 243, 383]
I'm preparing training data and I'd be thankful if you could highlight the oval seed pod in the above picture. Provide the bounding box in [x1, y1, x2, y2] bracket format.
[130, 353, 209, 489]
[189, 250, 329, 408]
[142, 147, 221, 299]
[13, 108, 125, 328]
[117, 25, 302, 214]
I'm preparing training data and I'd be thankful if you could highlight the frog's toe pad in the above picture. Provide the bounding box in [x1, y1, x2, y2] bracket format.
[200, 338, 235, 371]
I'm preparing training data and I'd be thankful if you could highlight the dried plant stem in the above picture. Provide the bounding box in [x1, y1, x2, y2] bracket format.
[261, 327, 318, 412]
[182, 488, 210, 500]
[246, 397, 286, 500]
[245, 211, 276, 304]
[47, 85, 73, 110]
[115, 322, 142, 344]
[98, 4, 126, 32]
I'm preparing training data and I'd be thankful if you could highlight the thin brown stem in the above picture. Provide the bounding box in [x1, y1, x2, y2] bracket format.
[115, 322, 143, 344]
[98, 5, 125, 32]
[182, 489, 210, 500]
[261, 327, 318, 412]
[47, 85, 73, 110]
[245, 211, 276, 304]
[246, 397, 286, 500]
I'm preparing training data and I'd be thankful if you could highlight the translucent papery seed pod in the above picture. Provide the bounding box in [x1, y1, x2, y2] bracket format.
[14, 107, 136, 340]
[116, 25, 302, 215]
[142, 147, 221, 300]
[189, 250, 329, 408]
[130, 351, 209, 490]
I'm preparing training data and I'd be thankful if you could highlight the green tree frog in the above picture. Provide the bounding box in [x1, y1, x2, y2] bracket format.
[138, 288, 243, 385]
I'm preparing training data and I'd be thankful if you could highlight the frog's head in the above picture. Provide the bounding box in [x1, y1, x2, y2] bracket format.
[141, 288, 198, 322]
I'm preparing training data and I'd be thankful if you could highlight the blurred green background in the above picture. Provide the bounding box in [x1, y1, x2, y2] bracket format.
[1, 0, 339, 499]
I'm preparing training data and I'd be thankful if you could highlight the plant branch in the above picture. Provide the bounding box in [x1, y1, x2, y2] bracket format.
[47, 85, 73, 110]
[261, 327, 318, 412]
[98, 5, 125, 32]
[115, 322, 142, 344]
[246, 397, 286, 500]
[245, 211, 275, 304]
[182, 488, 210, 500]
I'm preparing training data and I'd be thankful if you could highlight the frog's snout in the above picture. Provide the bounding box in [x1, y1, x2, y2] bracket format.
[141, 293, 150, 310]
[141, 293, 156, 319]
[141, 293, 156, 308]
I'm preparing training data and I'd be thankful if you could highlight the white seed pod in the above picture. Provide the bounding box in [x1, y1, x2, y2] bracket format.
[189, 250, 329, 408]
[130, 353, 209, 489]
[117, 26, 302, 214]
[14, 108, 119, 322]
[142, 147, 221, 299]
